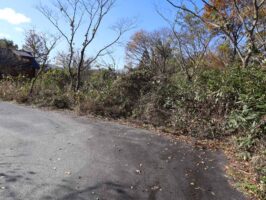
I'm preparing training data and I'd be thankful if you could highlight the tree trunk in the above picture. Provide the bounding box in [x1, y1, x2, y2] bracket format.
[242, 55, 251, 68]
[232, 43, 237, 62]
[75, 48, 85, 91]
[67, 46, 75, 90]
[29, 63, 45, 96]
[29, 73, 39, 95]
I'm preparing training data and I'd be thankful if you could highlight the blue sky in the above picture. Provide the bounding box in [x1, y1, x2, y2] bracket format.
[0, 0, 174, 67]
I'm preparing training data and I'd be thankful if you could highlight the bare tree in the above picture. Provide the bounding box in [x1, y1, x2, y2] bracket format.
[23, 29, 58, 65]
[166, 0, 266, 68]
[126, 28, 174, 73]
[157, 5, 212, 81]
[75, 15, 133, 90]
[38, 0, 83, 88]
[97, 50, 119, 70]
[174, 13, 212, 81]
[38, 0, 134, 91]
[23, 29, 58, 94]
[150, 28, 174, 73]
[125, 30, 153, 67]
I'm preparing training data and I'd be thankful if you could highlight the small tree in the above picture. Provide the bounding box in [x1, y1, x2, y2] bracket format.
[23, 29, 58, 94]
[150, 28, 174, 73]
[126, 30, 152, 67]
[158, 5, 212, 81]
[126, 28, 174, 73]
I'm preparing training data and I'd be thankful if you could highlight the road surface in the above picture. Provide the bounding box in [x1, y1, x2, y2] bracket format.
[0, 102, 246, 200]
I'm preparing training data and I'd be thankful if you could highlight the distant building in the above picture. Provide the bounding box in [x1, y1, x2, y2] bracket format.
[0, 48, 40, 78]
[45, 64, 63, 70]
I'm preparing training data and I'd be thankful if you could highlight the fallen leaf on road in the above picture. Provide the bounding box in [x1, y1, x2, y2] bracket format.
[151, 186, 160, 191]
[65, 171, 71, 175]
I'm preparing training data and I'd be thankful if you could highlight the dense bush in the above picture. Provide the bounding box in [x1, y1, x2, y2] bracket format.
[0, 66, 265, 198]
[0, 76, 30, 103]
[86, 68, 154, 118]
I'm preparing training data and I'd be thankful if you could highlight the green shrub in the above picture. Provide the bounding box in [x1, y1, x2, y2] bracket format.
[89, 68, 154, 118]
[52, 94, 73, 109]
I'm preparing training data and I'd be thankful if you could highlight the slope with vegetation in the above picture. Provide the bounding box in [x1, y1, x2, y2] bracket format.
[0, 0, 265, 199]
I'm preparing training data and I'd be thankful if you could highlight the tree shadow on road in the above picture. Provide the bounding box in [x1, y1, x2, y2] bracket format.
[41, 181, 139, 200]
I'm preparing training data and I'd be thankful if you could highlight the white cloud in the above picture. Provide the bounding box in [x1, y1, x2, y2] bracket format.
[0, 32, 11, 39]
[0, 8, 31, 25]
[15, 27, 24, 33]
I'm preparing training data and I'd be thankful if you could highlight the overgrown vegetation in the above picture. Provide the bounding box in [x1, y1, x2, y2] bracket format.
[0, 65, 265, 198]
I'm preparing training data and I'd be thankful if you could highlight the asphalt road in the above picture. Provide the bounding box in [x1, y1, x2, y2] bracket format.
[0, 102, 246, 200]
